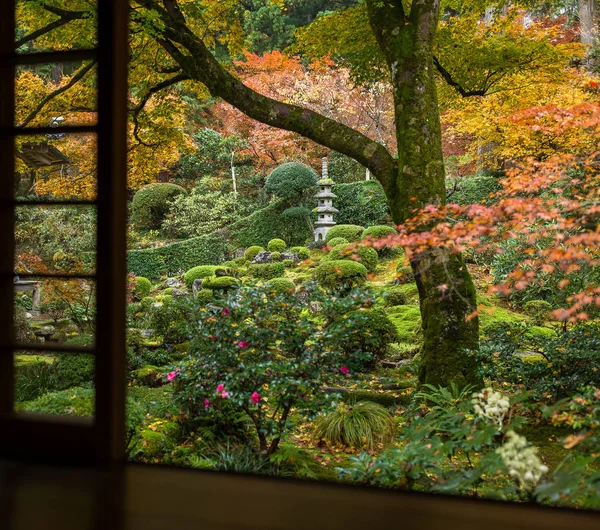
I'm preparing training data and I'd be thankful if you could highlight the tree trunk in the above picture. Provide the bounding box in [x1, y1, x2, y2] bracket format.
[579, 0, 597, 47]
[368, 0, 481, 387]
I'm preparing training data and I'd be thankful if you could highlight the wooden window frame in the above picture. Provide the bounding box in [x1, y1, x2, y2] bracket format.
[0, 0, 128, 466]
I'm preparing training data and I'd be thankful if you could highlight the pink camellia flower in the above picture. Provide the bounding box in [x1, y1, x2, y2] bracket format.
[238, 341, 249, 349]
[223, 307, 231, 316]
[251, 392, 261, 404]
[216, 384, 225, 393]
[339, 366, 350, 375]
[221, 391, 230, 399]
[167, 371, 177, 382]
[203, 398, 211, 409]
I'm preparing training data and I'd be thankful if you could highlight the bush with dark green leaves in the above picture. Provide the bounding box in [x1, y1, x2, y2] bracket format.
[249, 262, 286, 280]
[244, 246, 265, 261]
[196, 289, 214, 305]
[335, 309, 399, 368]
[325, 224, 365, 243]
[328, 245, 379, 273]
[134, 276, 152, 300]
[270, 251, 282, 262]
[315, 260, 368, 291]
[333, 181, 390, 227]
[131, 183, 187, 230]
[313, 401, 396, 450]
[147, 296, 190, 344]
[14, 358, 57, 402]
[385, 286, 411, 307]
[54, 354, 95, 390]
[289, 246, 310, 260]
[266, 278, 296, 294]
[327, 237, 349, 247]
[202, 276, 240, 292]
[362, 225, 396, 239]
[267, 238, 286, 252]
[523, 300, 553, 325]
[283, 259, 294, 268]
[449, 175, 502, 206]
[184, 265, 226, 288]
[265, 162, 317, 199]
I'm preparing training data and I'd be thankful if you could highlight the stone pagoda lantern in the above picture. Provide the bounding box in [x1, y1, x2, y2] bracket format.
[314, 157, 338, 242]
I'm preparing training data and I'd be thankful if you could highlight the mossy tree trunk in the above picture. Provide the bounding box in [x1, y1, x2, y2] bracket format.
[144, 0, 482, 387]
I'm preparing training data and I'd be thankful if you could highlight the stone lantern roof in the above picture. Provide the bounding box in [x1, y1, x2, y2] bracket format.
[315, 189, 337, 199]
[314, 205, 339, 214]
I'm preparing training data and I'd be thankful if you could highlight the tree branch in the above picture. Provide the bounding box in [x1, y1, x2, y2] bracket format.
[433, 56, 487, 97]
[17, 59, 97, 128]
[15, 5, 87, 49]
[138, 0, 397, 187]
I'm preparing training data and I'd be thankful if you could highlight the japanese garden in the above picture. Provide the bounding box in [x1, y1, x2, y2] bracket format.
[11, 0, 600, 509]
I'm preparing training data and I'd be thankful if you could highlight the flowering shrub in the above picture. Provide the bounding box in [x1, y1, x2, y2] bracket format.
[172, 283, 373, 455]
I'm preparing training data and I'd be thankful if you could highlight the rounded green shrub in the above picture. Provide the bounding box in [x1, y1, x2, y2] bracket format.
[328, 245, 379, 273]
[327, 237, 349, 247]
[244, 246, 265, 262]
[184, 265, 226, 288]
[265, 162, 318, 199]
[134, 276, 152, 300]
[325, 224, 365, 243]
[131, 183, 187, 230]
[140, 296, 156, 311]
[283, 259, 294, 268]
[385, 286, 410, 307]
[361, 225, 397, 239]
[315, 260, 368, 291]
[523, 300, 553, 325]
[202, 276, 240, 291]
[313, 401, 396, 450]
[289, 246, 310, 260]
[162, 288, 174, 296]
[267, 238, 287, 252]
[196, 289, 214, 305]
[337, 309, 399, 367]
[53, 354, 95, 390]
[270, 251, 282, 262]
[395, 264, 414, 284]
[266, 278, 296, 294]
[249, 262, 286, 280]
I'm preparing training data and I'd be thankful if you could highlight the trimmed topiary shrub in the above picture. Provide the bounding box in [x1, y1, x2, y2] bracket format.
[385, 286, 410, 307]
[283, 259, 294, 268]
[202, 276, 240, 292]
[266, 278, 296, 294]
[267, 238, 286, 252]
[313, 401, 396, 450]
[134, 276, 151, 300]
[270, 251, 282, 262]
[325, 224, 365, 243]
[53, 354, 95, 390]
[131, 183, 187, 230]
[244, 246, 265, 262]
[523, 300, 553, 325]
[249, 262, 286, 280]
[336, 309, 399, 368]
[265, 162, 318, 199]
[328, 245, 379, 273]
[289, 246, 310, 260]
[196, 289, 214, 305]
[361, 225, 397, 239]
[315, 260, 368, 291]
[327, 237, 349, 247]
[183, 265, 226, 288]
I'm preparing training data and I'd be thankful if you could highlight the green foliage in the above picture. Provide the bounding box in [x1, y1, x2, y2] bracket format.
[265, 162, 318, 199]
[270, 251, 282, 261]
[315, 260, 368, 291]
[327, 237, 349, 247]
[147, 296, 190, 344]
[184, 265, 226, 288]
[172, 283, 373, 455]
[53, 354, 94, 390]
[361, 225, 396, 239]
[244, 246, 265, 261]
[325, 224, 365, 243]
[196, 289, 213, 304]
[267, 238, 286, 252]
[449, 175, 503, 206]
[523, 300, 553, 325]
[332, 181, 390, 227]
[131, 183, 187, 230]
[385, 286, 410, 307]
[134, 276, 151, 300]
[395, 264, 414, 284]
[18, 387, 95, 417]
[313, 401, 396, 450]
[289, 246, 310, 260]
[249, 262, 286, 280]
[386, 305, 422, 343]
[202, 276, 240, 291]
[14, 305, 30, 342]
[336, 309, 399, 368]
[14, 358, 56, 402]
[244, 0, 295, 54]
[266, 278, 296, 294]
[328, 244, 379, 272]
[283, 259, 293, 268]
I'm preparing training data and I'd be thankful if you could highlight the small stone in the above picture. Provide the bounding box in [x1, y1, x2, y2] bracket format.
[25, 312, 32, 319]
[192, 279, 204, 298]
[34, 325, 56, 338]
[252, 251, 272, 264]
[141, 329, 154, 339]
[171, 288, 188, 297]
[164, 277, 182, 288]
[281, 252, 299, 262]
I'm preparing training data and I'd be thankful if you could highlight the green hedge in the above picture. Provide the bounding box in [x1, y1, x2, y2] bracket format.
[332, 181, 390, 227]
[249, 262, 286, 280]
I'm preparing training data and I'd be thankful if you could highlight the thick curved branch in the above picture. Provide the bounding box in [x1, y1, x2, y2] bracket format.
[433, 56, 487, 98]
[15, 5, 87, 49]
[17, 59, 97, 128]
[139, 0, 397, 187]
